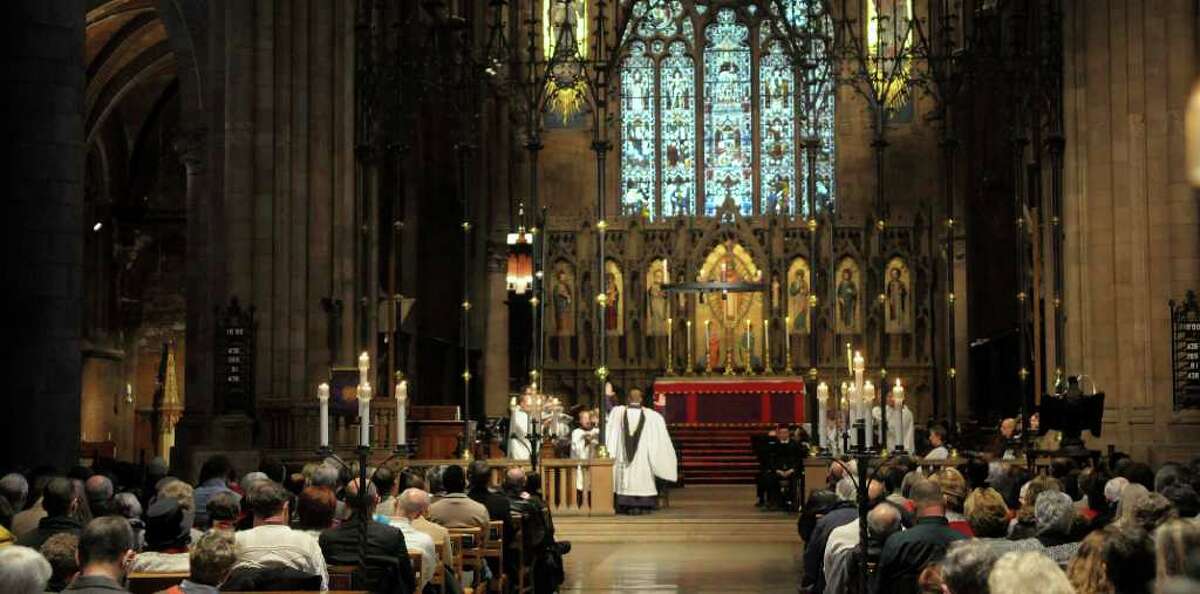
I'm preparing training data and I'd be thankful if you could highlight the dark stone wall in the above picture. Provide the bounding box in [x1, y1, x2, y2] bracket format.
[0, 0, 86, 471]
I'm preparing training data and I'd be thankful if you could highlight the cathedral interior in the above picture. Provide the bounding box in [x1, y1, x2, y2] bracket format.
[1, 0, 1198, 478]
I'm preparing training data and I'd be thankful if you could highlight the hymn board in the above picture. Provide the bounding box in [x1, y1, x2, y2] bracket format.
[1172, 291, 1200, 410]
[216, 297, 256, 415]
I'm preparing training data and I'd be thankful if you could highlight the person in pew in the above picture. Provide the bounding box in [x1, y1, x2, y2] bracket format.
[18, 478, 82, 551]
[319, 478, 417, 594]
[295, 486, 337, 539]
[823, 501, 902, 594]
[465, 460, 513, 582]
[502, 468, 566, 594]
[158, 530, 238, 594]
[63, 517, 136, 594]
[234, 481, 329, 591]
[605, 387, 678, 515]
[924, 425, 951, 461]
[764, 424, 805, 511]
[872, 479, 967, 594]
[752, 427, 778, 508]
[0, 545, 52, 593]
[801, 478, 859, 594]
[203, 491, 239, 533]
[389, 488, 438, 593]
[429, 465, 491, 542]
[40, 533, 78, 592]
[129, 498, 190, 573]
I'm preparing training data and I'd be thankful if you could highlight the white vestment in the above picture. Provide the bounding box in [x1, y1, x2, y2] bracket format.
[605, 405, 678, 497]
[508, 409, 531, 460]
[871, 405, 915, 452]
[571, 426, 600, 491]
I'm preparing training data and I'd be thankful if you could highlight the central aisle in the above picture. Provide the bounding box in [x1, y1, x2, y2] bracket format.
[556, 485, 803, 593]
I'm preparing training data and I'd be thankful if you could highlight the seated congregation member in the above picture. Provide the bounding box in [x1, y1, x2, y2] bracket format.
[1155, 519, 1200, 586]
[191, 456, 237, 530]
[13, 470, 54, 540]
[923, 425, 950, 461]
[204, 491, 240, 532]
[466, 461, 512, 544]
[1130, 492, 1179, 534]
[374, 466, 401, 518]
[319, 479, 416, 594]
[296, 486, 337, 539]
[986, 550, 1074, 594]
[234, 480, 328, 590]
[129, 498, 190, 573]
[40, 533, 79, 592]
[0, 473, 30, 523]
[823, 501, 901, 594]
[110, 494, 143, 551]
[1031, 490, 1081, 566]
[872, 479, 967, 594]
[797, 489, 839, 543]
[801, 478, 859, 594]
[0, 545, 52, 593]
[164, 530, 238, 594]
[763, 425, 804, 511]
[962, 487, 1010, 539]
[1067, 530, 1114, 594]
[390, 489, 438, 593]
[937, 540, 999, 594]
[1101, 524, 1156, 594]
[931, 468, 973, 537]
[1114, 482, 1151, 528]
[988, 418, 1019, 461]
[503, 468, 566, 594]
[64, 516, 137, 593]
[429, 465, 490, 539]
[18, 478, 82, 550]
[83, 476, 114, 519]
[155, 480, 202, 545]
[1008, 475, 1062, 540]
[1160, 483, 1200, 518]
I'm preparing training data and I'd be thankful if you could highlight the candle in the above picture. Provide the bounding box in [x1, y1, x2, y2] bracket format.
[816, 381, 829, 449]
[784, 316, 791, 363]
[686, 320, 693, 370]
[863, 380, 875, 448]
[763, 319, 770, 367]
[358, 382, 372, 446]
[704, 319, 711, 361]
[745, 319, 752, 364]
[893, 378, 905, 403]
[667, 316, 673, 371]
[846, 343, 853, 374]
[318, 383, 330, 448]
[358, 351, 370, 386]
[395, 380, 408, 448]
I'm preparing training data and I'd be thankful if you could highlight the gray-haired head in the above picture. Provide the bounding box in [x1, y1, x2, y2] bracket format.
[0, 473, 29, 511]
[0, 545, 52, 594]
[425, 466, 445, 494]
[867, 503, 901, 540]
[835, 477, 857, 502]
[941, 540, 1001, 594]
[112, 493, 141, 519]
[987, 550, 1074, 594]
[147, 457, 169, 478]
[310, 464, 339, 489]
[84, 476, 113, 506]
[240, 472, 269, 494]
[399, 488, 431, 518]
[1105, 477, 1130, 504]
[1034, 490, 1076, 537]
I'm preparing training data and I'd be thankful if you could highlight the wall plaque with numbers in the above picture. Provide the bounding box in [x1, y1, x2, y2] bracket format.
[1171, 291, 1200, 411]
[216, 297, 256, 415]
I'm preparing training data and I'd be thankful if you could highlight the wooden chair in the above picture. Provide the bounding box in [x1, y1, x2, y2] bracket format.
[328, 564, 358, 591]
[127, 572, 189, 594]
[447, 526, 484, 590]
[409, 550, 424, 586]
[482, 521, 506, 594]
[509, 511, 532, 594]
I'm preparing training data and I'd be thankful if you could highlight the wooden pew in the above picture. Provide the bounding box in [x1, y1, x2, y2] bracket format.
[509, 511, 532, 594]
[127, 572, 189, 594]
[482, 521, 506, 594]
[447, 526, 484, 590]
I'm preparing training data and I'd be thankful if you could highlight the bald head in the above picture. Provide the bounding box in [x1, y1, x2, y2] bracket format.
[85, 475, 113, 507]
[399, 488, 431, 519]
[867, 503, 901, 539]
[910, 479, 946, 516]
[505, 467, 527, 491]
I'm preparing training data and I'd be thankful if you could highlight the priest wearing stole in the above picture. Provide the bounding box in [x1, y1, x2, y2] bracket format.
[605, 388, 678, 515]
[872, 392, 915, 452]
[508, 388, 534, 461]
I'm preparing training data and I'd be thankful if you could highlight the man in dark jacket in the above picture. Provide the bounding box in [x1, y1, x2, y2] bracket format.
[19, 477, 82, 550]
[801, 477, 859, 594]
[872, 479, 967, 594]
[62, 517, 135, 593]
[319, 479, 417, 594]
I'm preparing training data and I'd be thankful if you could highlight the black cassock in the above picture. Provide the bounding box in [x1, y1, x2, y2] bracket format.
[763, 440, 805, 509]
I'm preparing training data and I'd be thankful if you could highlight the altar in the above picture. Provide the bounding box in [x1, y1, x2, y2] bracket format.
[652, 376, 807, 425]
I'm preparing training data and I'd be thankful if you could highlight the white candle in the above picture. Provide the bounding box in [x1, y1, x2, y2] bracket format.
[395, 380, 408, 448]
[318, 383, 330, 448]
[863, 380, 875, 448]
[358, 382, 373, 446]
[358, 351, 371, 386]
[816, 381, 829, 449]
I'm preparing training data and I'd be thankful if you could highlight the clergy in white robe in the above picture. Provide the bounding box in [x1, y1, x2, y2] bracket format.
[570, 410, 600, 491]
[871, 401, 915, 452]
[508, 399, 532, 460]
[605, 389, 677, 513]
[924, 424, 950, 461]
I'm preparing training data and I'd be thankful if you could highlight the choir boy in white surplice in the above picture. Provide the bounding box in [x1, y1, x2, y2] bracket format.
[871, 394, 915, 452]
[508, 390, 533, 460]
[570, 409, 600, 491]
[605, 388, 678, 514]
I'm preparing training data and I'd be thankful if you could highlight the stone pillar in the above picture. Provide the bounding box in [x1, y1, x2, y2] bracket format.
[485, 246, 511, 416]
[0, 0, 86, 471]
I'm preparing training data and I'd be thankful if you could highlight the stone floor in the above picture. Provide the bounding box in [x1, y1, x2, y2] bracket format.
[556, 485, 803, 593]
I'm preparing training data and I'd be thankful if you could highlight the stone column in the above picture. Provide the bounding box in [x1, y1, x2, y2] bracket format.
[484, 246, 511, 416]
[0, 0, 86, 471]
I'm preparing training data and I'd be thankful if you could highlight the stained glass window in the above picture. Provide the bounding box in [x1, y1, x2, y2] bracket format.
[619, 43, 656, 218]
[759, 36, 794, 216]
[616, 1, 836, 219]
[661, 42, 695, 218]
[703, 9, 753, 216]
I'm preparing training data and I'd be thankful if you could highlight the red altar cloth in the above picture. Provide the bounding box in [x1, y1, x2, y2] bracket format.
[652, 377, 807, 425]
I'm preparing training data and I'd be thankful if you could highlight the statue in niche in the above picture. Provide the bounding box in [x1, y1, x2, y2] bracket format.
[788, 258, 811, 334]
[552, 261, 575, 336]
[835, 259, 861, 334]
[885, 258, 912, 334]
[771, 274, 781, 313]
[604, 261, 623, 335]
[646, 259, 669, 336]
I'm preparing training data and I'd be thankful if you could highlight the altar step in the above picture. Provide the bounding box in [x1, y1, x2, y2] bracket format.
[671, 424, 770, 485]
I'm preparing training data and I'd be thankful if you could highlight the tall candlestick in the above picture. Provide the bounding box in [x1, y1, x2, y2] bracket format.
[358, 382, 372, 447]
[395, 380, 407, 448]
[816, 381, 829, 449]
[666, 317, 674, 375]
[318, 383, 330, 448]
